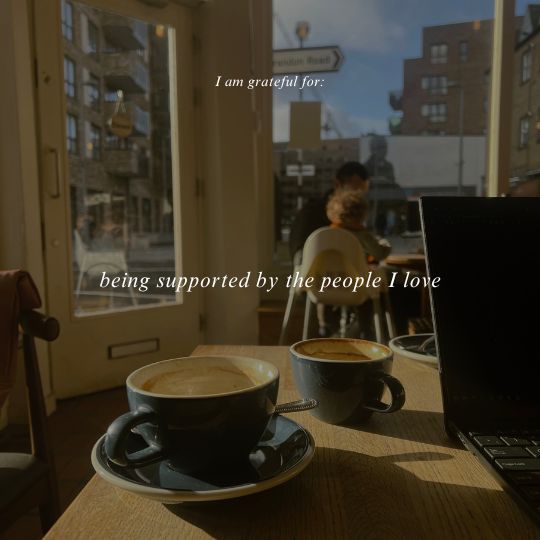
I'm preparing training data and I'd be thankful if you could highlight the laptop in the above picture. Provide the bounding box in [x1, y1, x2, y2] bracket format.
[420, 196, 540, 525]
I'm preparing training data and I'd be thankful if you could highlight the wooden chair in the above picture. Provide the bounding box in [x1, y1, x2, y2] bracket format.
[0, 310, 60, 535]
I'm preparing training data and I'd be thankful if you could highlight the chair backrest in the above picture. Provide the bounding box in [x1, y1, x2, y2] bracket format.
[299, 227, 377, 305]
[73, 229, 128, 277]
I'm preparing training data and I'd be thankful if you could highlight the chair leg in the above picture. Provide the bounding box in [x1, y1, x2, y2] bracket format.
[302, 294, 312, 340]
[372, 297, 383, 343]
[339, 306, 348, 337]
[39, 472, 60, 534]
[279, 287, 297, 345]
[382, 292, 396, 340]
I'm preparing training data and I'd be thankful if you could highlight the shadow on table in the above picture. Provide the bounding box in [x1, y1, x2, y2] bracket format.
[347, 409, 462, 450]
[165, 447, 527, 540]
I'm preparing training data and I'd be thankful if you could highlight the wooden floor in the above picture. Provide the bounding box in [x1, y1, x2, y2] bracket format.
[0, 388, 128, 540]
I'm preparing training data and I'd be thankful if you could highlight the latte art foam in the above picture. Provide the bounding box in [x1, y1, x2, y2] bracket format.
[141, 366, 258, 396]
[295, 339, 388, 362]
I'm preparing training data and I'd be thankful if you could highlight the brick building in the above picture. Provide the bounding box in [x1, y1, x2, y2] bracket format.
[510, 4, 540, 181]
[61, 0, 171, 251]
[390, 20, 493, 136]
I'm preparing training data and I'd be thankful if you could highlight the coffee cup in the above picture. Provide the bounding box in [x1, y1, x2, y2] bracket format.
[290, 338, 405, 425]
[105, 356, 279, 472]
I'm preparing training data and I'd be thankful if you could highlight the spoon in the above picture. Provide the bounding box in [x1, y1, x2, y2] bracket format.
[274, 398, 318, 414]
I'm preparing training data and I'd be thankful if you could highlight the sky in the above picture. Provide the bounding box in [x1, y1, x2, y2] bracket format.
[272, 0, 530, 142]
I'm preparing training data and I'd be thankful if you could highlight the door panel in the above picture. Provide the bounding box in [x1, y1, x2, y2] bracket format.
[35, 0, 200, 398]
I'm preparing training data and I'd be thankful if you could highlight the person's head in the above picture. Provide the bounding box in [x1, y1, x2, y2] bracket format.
[334, 161, 369, 192]
[326, 188, 369, 230]
[369, 135, 388, 160]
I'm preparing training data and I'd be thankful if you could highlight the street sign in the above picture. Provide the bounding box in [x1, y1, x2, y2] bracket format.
[286, 164, 316, 176]
[273, 46, 344, 75]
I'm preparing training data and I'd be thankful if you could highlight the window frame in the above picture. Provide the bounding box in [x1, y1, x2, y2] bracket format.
[459, 40, 469, 62]
[421, 75, 448, 95]
[430, 43, 448, 64]
[521, 49, 532, 83]
[88, 123, 101, 160]
[66, 114, 78, 154]
[85, 72, 100, 109]
[421, 102, 447, 123]
[61, 0, 73, 41]
[519, 115, 529, 148]
[87, 19, 100, 56]
[64, 55, 76, 98]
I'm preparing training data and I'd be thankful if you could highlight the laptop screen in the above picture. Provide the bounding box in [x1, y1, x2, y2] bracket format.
[420, 197, 540, 428]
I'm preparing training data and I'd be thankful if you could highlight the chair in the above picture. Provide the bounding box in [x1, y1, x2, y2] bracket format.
[73, 229, 136, 307]
[0, 310, 61, 535]
[279, 227, 395, 344]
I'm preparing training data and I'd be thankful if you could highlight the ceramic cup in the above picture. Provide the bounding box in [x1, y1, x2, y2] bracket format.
[105, 356, 279, 472]
[290, 338, 405, 425]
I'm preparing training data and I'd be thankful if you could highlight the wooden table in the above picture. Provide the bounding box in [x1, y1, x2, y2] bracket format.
[385, 253, 426, 271]
[45, 346, 540, 539]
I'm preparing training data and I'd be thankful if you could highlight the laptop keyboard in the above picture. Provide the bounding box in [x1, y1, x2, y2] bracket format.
[471, 431, 540, 512]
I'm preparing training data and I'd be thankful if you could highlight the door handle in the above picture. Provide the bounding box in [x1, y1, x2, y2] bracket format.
[45, 147, 62, 199]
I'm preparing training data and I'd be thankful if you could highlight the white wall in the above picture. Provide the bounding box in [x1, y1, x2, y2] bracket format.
[360, 135, 487, 195]
[195, 0, 272, 344]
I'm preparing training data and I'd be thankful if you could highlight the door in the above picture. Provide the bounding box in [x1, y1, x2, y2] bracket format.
[35, 0, 201, 398]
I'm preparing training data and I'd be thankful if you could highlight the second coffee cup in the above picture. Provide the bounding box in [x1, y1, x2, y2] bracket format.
[290, 338, 405, 425]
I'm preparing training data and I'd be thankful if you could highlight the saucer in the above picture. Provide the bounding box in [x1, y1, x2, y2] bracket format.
[91, 415, 315, 503]
[389, 333, 438, 367]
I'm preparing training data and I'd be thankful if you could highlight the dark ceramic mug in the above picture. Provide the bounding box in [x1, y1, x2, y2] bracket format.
[105, 356, 279, 472]
[290, 338, 405, 425]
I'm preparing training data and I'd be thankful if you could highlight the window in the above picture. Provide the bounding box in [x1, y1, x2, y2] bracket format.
[142, 198, 152, 232]
[66, 114, 78, 154]
[85, 73, 100, 109]
[61, 0, 73, 41]
[459, 41, 468, 62]
[421, 103, 447, 123]
[130, 196, 139, 232]
[88, 20, 99, 55]
[64, 56, 76, 98]
[430, 43, 448, 64]
[519, 116, 529, 148]
[521, 50, 532, 83]
[105, 88, 118, 103]
[86, 122, 101, 160]
[421, 75, 448, 95]
[106, 134, 131, 150]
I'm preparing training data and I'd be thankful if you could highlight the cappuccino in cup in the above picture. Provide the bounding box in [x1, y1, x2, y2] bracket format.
[105, 356, 279, 472]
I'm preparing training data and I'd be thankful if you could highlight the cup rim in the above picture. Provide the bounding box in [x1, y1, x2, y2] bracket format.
[126, 355, 279, 399]
[290, 337, 392, 364]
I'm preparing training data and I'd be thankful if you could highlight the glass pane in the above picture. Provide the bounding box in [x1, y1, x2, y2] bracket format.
[273, 2, 494, 259]
[63, 2, 177, 315]
[272, 1, 494, 338]
[510, 2, 540, 195]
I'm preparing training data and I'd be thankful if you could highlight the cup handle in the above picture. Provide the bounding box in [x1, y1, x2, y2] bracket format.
[364, 372, 406, 413]
[105, 406, 165, 467]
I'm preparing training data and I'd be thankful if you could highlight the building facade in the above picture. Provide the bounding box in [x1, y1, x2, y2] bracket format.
[510, 5, 540, 181]
[61, 0, 171, 254]
[391, 20, 493, 136]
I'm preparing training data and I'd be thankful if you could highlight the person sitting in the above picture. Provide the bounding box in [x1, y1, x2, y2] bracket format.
[288, 161, 370, 261]
[326, 188, 391, 262]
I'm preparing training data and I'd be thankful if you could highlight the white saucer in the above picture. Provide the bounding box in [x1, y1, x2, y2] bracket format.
[389, 333, 438, 367]
[91, 415, 315, 504]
